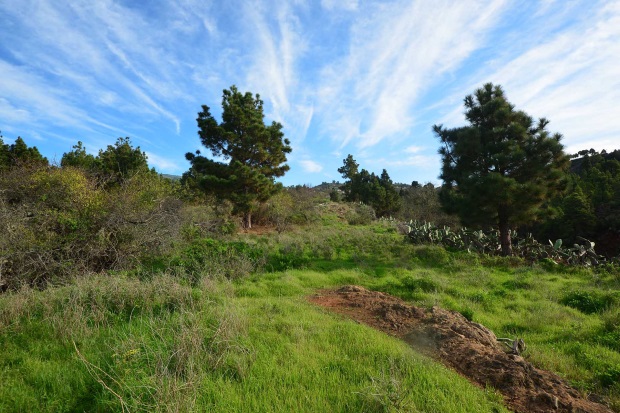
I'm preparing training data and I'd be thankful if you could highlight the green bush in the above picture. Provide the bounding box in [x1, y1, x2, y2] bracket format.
[0, 166, 182, 289]
[401, 276, 440, 292]
[560, 290, 617, 314]
[170, 238, 265, 282]
[346, 203, 376, 225]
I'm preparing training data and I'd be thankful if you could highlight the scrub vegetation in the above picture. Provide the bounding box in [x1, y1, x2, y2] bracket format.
[1, 84, 620, 412]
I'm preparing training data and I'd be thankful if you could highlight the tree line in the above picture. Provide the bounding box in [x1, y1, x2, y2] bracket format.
[2, 83, 619, 259]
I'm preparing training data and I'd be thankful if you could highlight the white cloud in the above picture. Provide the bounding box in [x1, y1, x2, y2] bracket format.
[404, 145, 424, 154]
[145, 152, 182, 173]
[321, 0, 358, 11]
[316, 0, 508, 149]
[0, 98, 32, 124]
[437, 1, 620, 152]
[369, 154, 438, 169]
[1, 0, 618, 188]
[299, 159, 323, 173]
[244, 2, 305, 116]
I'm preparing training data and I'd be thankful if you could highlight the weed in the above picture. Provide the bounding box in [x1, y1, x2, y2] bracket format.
[560, 290, 617, 314]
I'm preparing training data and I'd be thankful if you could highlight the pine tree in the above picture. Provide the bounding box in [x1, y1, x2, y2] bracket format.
[61, 141, 99, 171]
[0, 133, 9, 170]
[1, 136, 48, 168]
[98, 137, 149, 184]
[435, 83, 569, 255]
[337, 155, 401, 218]
[185, 86, 292, 228]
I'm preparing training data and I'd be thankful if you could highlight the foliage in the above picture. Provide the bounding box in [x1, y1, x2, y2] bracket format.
[184, 86, 292, 228]
[338, 154, 402, 217]
[0, 165, 182, 289]
[346, 202, 377, 225]
[435, 83, 570, 255]
[0, 268, 511, 413]
[0, 135, 48, 170]
[560, 290, 617, 314]
[170, 238, 265, 282]
[397, 182, 460, 227]
[97, 137, 150, 184]
[0, 134, 7, 169]
[535, 149, 620, 257]
[179, 202, 239, 238]
[61, 137, 150, 187]
[1, 213, 619, 409]
[329, 187, 342, 202]
[405, 220, 615, 267]
[60, 141, 99, 171]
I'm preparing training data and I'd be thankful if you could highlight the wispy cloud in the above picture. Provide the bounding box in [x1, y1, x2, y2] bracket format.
[145, 151, 183, 173]
[0, 0, 206, 140]
[299, 159, 323, 173]
[321, 0, 359, 12]
[1, 0, 617, 184]
[435, 1, 620, 154]
[242, 1, 315, 147]
[316, 0, 508, 149]
[404, 145, 425, 154]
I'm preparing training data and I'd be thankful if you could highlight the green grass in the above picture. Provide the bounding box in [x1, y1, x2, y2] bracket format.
[0, 270, 509, 412]
[1, 220, 619, 411]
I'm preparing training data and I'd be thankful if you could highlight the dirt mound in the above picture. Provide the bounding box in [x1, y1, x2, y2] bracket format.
[310, 285, 612, 413]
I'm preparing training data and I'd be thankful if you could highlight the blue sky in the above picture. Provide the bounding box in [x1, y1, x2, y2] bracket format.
[1, 0, 619, 186]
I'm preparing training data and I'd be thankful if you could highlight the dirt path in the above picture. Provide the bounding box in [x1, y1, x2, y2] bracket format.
[309, 285, 613, 413]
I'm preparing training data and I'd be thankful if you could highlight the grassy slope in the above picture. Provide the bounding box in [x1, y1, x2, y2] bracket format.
[1, 215, 619, 411]
[0, 271, 508, 412]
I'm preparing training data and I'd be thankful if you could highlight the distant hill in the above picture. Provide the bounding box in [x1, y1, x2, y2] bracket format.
[162, 174, 182, 181]
[312, 181, 342, 191]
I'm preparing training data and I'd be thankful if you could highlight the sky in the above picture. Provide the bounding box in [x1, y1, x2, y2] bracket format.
[1, 0, 619, 186]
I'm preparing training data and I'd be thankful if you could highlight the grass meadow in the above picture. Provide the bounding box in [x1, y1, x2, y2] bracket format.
[1, 212, 619, 412]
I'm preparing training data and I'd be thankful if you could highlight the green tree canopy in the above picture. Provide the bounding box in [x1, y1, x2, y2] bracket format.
[184, 85, 292, 228]
[435, 83, 569, 255]
[0, 135, 48, 169]
[60, 141, 99, 171]
[97, 137, 149, 184]
[0, 134, 9, 170]
[337, 155, 402, 217]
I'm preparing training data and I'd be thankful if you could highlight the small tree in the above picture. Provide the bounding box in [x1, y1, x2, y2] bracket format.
[61, 141, 99, 171]
[0, 136, 48, 169]
[97, 137, 149, 185]
[185, 86, 292, 228]
[337, 155, 401, 217]
[435, 83, 569, 255]
[0, 134, 9, 170]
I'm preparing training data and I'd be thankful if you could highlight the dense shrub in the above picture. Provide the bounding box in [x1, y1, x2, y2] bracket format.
[560, 290, 617, 314]
[0, 166, 182, 289]
[346, 203, 376, 225]
[170, 238, 265, 282]
[180, 202, 239, 239]
[406, 220, 616, 267]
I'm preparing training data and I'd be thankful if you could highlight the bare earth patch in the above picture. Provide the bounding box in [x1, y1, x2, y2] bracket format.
[309, 285, 612, 413]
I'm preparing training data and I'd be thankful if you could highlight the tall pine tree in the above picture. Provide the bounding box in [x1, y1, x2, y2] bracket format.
[435, 83, 569, 255]
[185, 86, 292, 228]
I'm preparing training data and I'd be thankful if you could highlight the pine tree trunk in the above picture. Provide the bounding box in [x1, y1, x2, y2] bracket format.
[498, 210, 512, 256]
[243, 211, 252, 229]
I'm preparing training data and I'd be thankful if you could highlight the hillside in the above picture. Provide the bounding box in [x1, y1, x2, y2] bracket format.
[1, 209, 619, 412]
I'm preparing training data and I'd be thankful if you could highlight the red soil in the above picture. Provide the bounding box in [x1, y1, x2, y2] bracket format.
[309, 285, 613, 413]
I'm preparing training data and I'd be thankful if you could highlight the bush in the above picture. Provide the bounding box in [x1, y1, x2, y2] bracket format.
[262, 192, 294, 232]
[346, 203, 376, 225]
[170, 238, 265, 282]
[401, 276, 440, 292]
[0, 166, 183, 289]
[560, 290, 617, 314]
